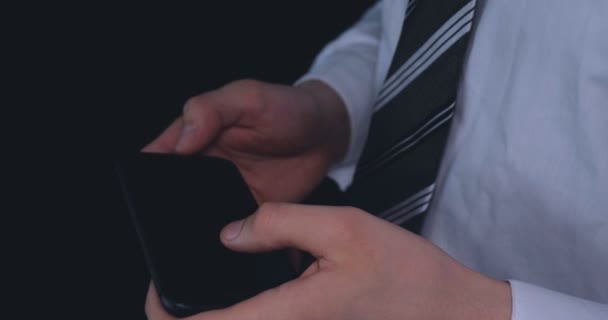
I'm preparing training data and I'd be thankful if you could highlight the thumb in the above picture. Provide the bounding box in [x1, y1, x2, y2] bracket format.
[174, 93, 242, 154]
[220, 203, 349, 259]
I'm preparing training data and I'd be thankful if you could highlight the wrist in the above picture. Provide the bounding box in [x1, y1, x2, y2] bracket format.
[296, 80, 350, 166]
[454, 271, 512, 320]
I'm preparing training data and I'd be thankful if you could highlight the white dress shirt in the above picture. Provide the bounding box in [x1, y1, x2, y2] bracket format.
[297, 0, 608, 318]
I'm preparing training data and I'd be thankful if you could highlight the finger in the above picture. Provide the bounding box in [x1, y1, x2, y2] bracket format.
[145, 276, 321, 320]
[174, 93, 243, 154]
[142, 118, 184, 153]
[221, 203, 356, 259]
[145, 282, 176, 320]
[183, 276, 324, 320]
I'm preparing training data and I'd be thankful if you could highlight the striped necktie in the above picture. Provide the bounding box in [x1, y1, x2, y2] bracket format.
[346, 0, 477, 233]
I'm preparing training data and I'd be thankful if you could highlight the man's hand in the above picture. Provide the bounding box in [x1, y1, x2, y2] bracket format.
[143, 80, 350, 203]
[145, 204, 512, 320]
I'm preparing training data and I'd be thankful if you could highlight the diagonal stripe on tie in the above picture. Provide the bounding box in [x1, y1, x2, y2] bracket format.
[378, 1, 476, 104]
[375, 14, 474, 110]
[356, 101, 455, 177]
[346, 0, 477, 233]
[379, 184, 435, 220]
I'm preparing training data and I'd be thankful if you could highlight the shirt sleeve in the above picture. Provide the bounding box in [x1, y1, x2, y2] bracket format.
[509, 280, 608, 320]
[295, 1, 384, 190]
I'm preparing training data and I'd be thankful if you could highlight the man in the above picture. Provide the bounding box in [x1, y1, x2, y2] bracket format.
[143, 0, 608, 319]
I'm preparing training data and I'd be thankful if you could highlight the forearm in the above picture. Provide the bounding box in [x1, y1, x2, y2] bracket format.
[295, 2, 383, 188]
[296, 80, 350, 166]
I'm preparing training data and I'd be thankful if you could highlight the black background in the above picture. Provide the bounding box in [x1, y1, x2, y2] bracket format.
[7, 1, 375, 319]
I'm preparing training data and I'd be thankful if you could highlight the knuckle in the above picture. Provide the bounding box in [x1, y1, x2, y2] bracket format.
[182, 94, 207, 114]
[342, 206, 368, 217]
[227, 79, 267, 107]
[231, 78, 262, 91]
[329, 211, 355, 241]
[329, 207, 366, 242]
[254, 202, 284, 232]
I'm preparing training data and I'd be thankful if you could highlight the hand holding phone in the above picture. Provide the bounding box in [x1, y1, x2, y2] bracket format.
[114, 153, 295, 317]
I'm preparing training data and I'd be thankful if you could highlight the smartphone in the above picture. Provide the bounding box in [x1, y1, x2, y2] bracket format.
[114, 153, 295, 318]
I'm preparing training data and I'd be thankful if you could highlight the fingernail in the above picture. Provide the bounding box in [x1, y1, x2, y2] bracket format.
[175, 124, 196, 151]
[222, 219, 244, 241]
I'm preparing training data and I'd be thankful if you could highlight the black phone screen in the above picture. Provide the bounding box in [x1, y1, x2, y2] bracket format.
[114, 153, 294, 317]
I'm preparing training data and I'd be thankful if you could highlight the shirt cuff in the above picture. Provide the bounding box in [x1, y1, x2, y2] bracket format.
[509, 280, 608, 320]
